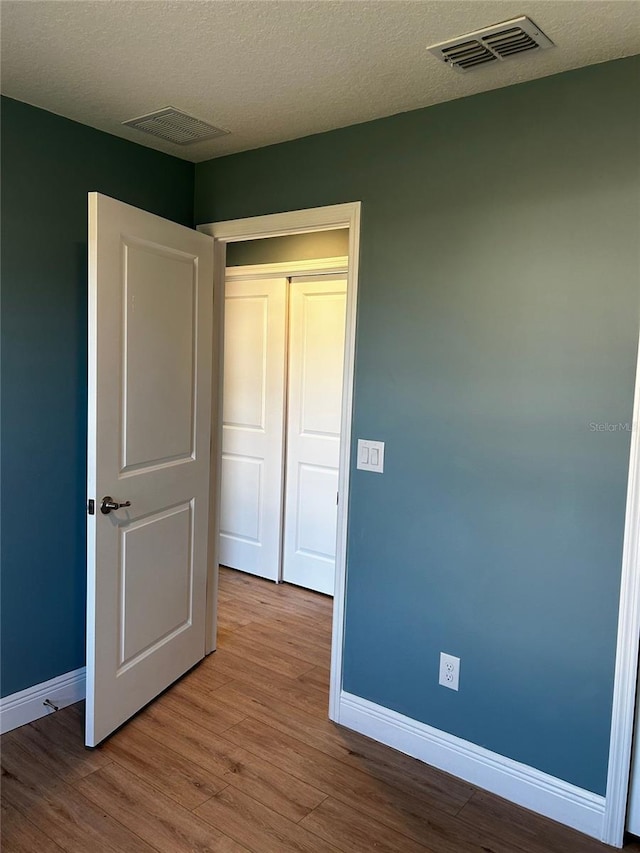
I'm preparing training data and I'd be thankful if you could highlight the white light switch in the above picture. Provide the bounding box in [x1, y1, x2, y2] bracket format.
[357, 439, 385, 473]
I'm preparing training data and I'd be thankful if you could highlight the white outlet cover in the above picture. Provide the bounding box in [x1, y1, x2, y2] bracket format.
[439, 652, 460, 691]
[357, 439, 385, 473]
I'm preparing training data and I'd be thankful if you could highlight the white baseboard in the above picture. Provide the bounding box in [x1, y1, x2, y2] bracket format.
[338, 692, 606, 843]
[0, 667, 86, 735]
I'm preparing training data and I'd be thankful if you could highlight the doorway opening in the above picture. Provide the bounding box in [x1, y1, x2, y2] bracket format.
[198, 202, 361, 721]
[220, 233, 349, 596]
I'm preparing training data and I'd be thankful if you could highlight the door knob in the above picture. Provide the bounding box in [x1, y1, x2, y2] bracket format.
[100, 496, 132, 515]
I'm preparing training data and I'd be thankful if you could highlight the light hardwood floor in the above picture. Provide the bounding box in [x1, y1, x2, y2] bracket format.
[2, 567, 640, 852]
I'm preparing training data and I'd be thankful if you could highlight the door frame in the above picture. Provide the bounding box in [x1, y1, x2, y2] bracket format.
[602, 337, 640, 846]
[226, 255, 349, 281]
[224, 258, 349, 588]
[198, 202, 361, 721]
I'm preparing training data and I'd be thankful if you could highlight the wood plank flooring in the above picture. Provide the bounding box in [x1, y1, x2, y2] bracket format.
[3, 566, 640, 852]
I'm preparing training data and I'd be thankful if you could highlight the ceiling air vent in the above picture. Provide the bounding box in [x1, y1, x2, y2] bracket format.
[427, 16, 554, 72]
[122, 107, 229, 145]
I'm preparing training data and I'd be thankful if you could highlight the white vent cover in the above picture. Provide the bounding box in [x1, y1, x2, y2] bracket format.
[427, 16, 554, 72]
[122, 107, 229, 145]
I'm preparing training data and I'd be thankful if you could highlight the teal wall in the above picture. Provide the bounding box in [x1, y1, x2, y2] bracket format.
[0, 97, 195, 698]
[2, 57, 639, 797]
[227, 229, 349, 266]
[195, 57, 640, 795]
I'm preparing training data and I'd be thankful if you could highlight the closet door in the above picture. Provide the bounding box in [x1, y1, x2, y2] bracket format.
[219, 278, 287, 581]
[282, 276, 347, 595]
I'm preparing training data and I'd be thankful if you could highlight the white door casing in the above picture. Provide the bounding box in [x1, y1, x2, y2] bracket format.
[86, 193, 214, 747]
[626, 704, 640, 836]
[282, 276, 347, 595]
[219, 278, 287, 581]
[606, 321, 640, 845]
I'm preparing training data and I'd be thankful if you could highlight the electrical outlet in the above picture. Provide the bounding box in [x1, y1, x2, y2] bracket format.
[439, 652, 460, 691]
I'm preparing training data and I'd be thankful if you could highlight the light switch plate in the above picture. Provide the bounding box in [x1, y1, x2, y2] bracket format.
[357, 439, 385, 473]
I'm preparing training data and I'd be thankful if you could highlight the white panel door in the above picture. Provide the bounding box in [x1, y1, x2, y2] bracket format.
[86, 193, 214, 746]
[219, 278, 287, 580]
[282, 276, 347, 595]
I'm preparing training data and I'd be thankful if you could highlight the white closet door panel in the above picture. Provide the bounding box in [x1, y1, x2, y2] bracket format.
[296, 464, 340, 558]
[282, 277, 347, 595]
[219, 278, 287, 581]
[223, 296, 269, 430]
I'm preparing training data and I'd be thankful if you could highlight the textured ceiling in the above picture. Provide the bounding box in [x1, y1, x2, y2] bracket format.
[1, 1, 639, 162]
